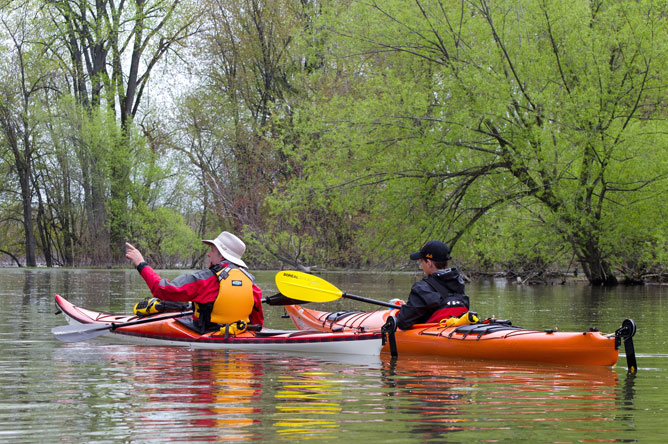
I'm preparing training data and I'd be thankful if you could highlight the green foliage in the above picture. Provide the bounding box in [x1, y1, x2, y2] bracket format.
[128, 203, 200, 268]
[277, 0, 668, 282]
[2, 0, 667, 280]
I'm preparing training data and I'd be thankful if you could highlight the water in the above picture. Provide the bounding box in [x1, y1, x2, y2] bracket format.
[2, 268, 667, 443]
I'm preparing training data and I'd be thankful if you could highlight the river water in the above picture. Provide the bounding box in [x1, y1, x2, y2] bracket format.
[2, 268, 667, 443]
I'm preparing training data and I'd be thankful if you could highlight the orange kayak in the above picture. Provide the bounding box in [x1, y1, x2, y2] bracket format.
[284, 305, 636, 367]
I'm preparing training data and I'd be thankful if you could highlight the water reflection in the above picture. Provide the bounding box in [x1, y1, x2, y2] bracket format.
[5, 269, 667, 442]
[50, 343, 384, 442]
[52, 344, 265, 442]
[196, 357, 262, 439]
[128, 349, 265, 442]
[266, 354, 381, 439]
[47, 325, 636, 442]
[379, 356, 624, 440]
[273, 364, 345, 438]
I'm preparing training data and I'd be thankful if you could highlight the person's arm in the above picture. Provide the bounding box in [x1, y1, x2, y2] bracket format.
[395, 283, 431, 330]
[126, 242, 214, 302]
[140, 267, 215, 302]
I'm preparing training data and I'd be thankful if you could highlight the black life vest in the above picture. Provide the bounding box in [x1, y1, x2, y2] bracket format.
[424, 274, 470, 310]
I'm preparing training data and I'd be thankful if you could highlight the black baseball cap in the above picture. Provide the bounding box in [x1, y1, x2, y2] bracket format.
[409, 241, 451, 262]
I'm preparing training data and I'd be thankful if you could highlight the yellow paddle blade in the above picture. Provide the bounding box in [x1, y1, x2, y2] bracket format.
[275, 271, 343, 303]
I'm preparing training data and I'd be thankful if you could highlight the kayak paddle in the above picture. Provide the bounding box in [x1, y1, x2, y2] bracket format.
[262, 293, 311, 306]
[52, 310, 194, 343]
[275, 271, 398, 309]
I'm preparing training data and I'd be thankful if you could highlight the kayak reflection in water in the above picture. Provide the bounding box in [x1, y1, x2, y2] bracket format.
[395, 240, 470, 330]
[124, 231, 264, 333]
[380, 356, 619, 440]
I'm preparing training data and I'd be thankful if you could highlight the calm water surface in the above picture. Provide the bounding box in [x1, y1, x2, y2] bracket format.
[2, 268, 667, 443]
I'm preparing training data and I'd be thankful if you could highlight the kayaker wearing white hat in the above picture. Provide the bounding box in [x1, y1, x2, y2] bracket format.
[125, 231, 263, 332]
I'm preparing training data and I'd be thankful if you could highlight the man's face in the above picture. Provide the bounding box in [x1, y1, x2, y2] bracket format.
[206, 245, 224, 266]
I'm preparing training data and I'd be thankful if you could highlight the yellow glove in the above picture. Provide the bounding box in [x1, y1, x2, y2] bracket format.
[215, 321, 248, 337]
[133, 298, 165, 316]
[440, 311, 479, 327]
[227, 321, 247, 336]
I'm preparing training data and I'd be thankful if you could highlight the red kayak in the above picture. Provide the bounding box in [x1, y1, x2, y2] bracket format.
[52, 295, 385, 356]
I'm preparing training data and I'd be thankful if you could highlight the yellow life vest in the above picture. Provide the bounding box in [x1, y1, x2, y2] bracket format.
[210, 265, 255, 325]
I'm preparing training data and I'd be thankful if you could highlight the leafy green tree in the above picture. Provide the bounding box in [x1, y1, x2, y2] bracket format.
[290, 0, 668, 284]
[127, 203, 199, 268]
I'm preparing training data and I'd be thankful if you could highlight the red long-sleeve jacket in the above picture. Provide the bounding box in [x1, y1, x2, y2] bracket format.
[138, 262, 264, 326]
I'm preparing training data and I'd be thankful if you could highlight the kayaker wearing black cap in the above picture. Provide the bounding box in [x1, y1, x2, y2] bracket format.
[395, 240, 469, 330]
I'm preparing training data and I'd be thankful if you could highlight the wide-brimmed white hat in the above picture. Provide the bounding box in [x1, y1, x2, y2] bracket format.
[202, 231, 247, 268]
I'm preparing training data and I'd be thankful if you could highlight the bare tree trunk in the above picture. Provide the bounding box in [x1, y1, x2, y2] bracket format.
[0, 90, 36, 267]
[20, 173, 36, 267]
[34, 179, 53, 267]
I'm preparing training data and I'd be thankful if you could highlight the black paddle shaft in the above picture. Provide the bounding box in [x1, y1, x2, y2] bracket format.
[262, 293, 310, 306]
[52, 310, 195, 342]
[108, 310, 195, 330]
[342, 292, 398, 309]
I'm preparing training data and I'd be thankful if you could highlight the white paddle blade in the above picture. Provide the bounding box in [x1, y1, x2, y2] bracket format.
[52, 323, 113, 342]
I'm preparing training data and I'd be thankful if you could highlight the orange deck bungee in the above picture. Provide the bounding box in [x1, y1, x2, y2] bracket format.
[284, 304, 622, 366]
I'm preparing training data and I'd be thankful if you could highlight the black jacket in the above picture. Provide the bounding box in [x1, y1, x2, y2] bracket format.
[396, 268, 468, 330]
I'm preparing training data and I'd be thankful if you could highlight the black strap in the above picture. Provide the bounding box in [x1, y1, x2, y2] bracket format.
[210, 263, 255, 282]
[193, 301, 214, 332]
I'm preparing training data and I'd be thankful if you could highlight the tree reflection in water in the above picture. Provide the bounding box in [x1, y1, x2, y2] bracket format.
[50, 342, 632, 442]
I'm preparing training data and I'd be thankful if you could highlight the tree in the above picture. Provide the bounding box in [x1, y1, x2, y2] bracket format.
[171, 0, 314, 267]
[0, 4, 57, 266]
[291, 0, 668, 284]
[0, 154, 24, 266]
[43, 0, 202, 262]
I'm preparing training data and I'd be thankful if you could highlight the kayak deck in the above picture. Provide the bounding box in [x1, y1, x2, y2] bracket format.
[53, 295, 384, 355]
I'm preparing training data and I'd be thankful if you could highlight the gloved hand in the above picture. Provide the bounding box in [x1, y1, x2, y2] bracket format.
[133, 297, 165, 316]
[440, 311, 479, 327]
[215, 321, 248, 337]
[387, 298, 405, 310]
